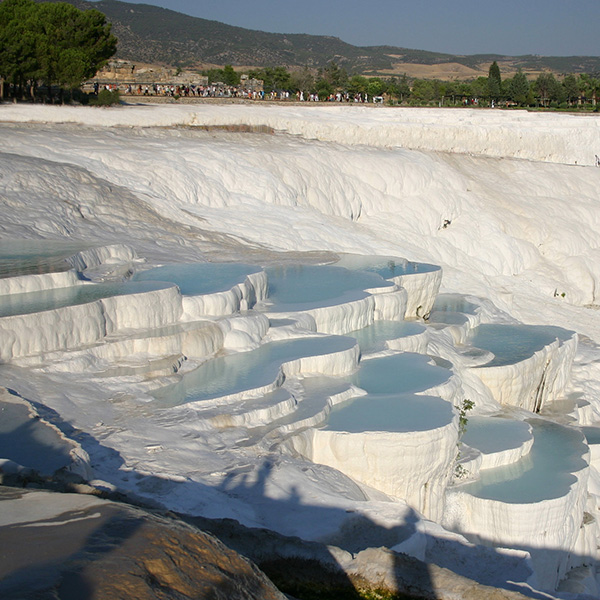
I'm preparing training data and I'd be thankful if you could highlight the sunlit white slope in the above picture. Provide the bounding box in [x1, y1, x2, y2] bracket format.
[3, 105, 600, 341]
[4, 104, 600, 165]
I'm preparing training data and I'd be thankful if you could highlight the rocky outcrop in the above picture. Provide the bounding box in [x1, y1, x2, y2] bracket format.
[0, 487, 287, 600]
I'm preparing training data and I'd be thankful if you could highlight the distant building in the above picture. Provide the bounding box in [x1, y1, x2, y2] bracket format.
[86, 59, 208, 91]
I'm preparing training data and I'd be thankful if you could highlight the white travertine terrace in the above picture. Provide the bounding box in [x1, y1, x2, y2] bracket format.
[66, 243, 139, 272]
[459, 417, 534, 473]
[182, 270, 269, 318]
[470, 332, 578, 412]
[3, 103, 600, 597]
[0, 284, 182, 361]
[0, 244, 591, 593]
[292, 408, 459, 522]
[0, 270, 82, 296]
[268, 290, 407, 336]
[387, 267, 443, 318]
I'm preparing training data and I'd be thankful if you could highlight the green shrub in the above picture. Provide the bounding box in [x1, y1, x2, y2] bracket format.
[91, 89, 121, 106]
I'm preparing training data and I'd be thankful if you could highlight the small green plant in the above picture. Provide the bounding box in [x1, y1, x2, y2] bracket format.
[454, 398, 474, 480]
[454, 463, 469, 479]
[458, 398, 474, 437]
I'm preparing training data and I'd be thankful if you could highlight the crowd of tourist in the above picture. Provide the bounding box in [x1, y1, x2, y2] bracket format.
[97, 82, 379, 103]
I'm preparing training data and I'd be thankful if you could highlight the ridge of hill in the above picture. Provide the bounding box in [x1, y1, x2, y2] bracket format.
[39, 0, 600, 80]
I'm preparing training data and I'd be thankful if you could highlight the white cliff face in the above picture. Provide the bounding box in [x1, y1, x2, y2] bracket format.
[2, 105, 600, 597]
[293, 407, 459, 522]
[0, 270, 82, 296]
[469, 330, 578, 412]
[0, 284, 183, 361]
[444, 420, 593, 591]
[388, 269, 443, 319]
[101, 285, 183, 332]
[0, 301, 107, 361]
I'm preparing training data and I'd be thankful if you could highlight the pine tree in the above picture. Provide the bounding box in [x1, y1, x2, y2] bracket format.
[487, 60, 502, 103]
[0, 0, 116, 100]
[509, 69, 530, 106]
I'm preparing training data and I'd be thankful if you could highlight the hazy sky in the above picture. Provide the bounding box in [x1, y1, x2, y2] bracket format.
[102, 0, 600, 56]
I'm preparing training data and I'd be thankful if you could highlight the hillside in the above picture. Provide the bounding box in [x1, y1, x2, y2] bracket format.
[36, 0, 600, 79]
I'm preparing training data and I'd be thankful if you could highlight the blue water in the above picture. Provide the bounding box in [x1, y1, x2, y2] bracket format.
[0, 239, 87, 278]
[462, 416, 532, 454]
[428, 294, 478, 326]
[0, 280, 173, 318]
[132, 262, 263, 295]
[334, 254, 439, 278]
[431, 294, 478, 314]
[345, 320, 425, 354]
[459, 420, 587, 503]
[347, 352, 450, 394]
[327, 393, 454, 433]
[151, 335, 357, 407]
[469, 324, 574, 367]
[265, 264, 393, 311]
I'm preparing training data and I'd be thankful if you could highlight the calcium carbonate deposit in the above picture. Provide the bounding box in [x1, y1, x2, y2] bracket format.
[2, 103, 600, 598]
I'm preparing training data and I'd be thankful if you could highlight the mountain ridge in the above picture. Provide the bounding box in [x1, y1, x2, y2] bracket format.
[38, 0, 600, 78]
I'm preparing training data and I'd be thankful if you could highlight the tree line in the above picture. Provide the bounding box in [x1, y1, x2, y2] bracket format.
[204, 61, 600, 109]
[1, 0, 597, 110]
[0, 0, 116, 101]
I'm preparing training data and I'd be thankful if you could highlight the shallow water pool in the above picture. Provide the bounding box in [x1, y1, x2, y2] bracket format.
[345, 320, 425, 354]
[427, 294, 479, 326]
[265, 264, 393, 311]
[0, 239, 87, 278]
[462, 416, 532, 455]
[152, 335, 357, 407]
[459, 419, 587, 503]
[347, 352, 450, 394]
[334, 254, 439, 278]
[132, 262, 263, 295]
[469, 324, 574, 367]
[326, 393, 454, 433]
[0, 280, 172, 318]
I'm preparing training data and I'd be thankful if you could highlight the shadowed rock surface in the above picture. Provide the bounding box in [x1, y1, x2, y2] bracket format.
[0, 487, 287, 600]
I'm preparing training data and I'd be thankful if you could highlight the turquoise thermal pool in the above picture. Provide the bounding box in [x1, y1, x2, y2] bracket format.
[326, 393, 454, 433]
[0, 239, 87, 278]
[345, 320, 425, 354]
[347, 352, 450, 395]
[0, 280, 173, 318]
[469, 324, 574, 367]
[265, 264, 394, 311]
[151, 335, 357, 407]
[428, 294, 478, 326]
[431, 294, 478, 314]
[458, 419, 587, 503]
[334, 254, 439, 277]
[132, 262, 263, 295]
[462, 416, 532, 455]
